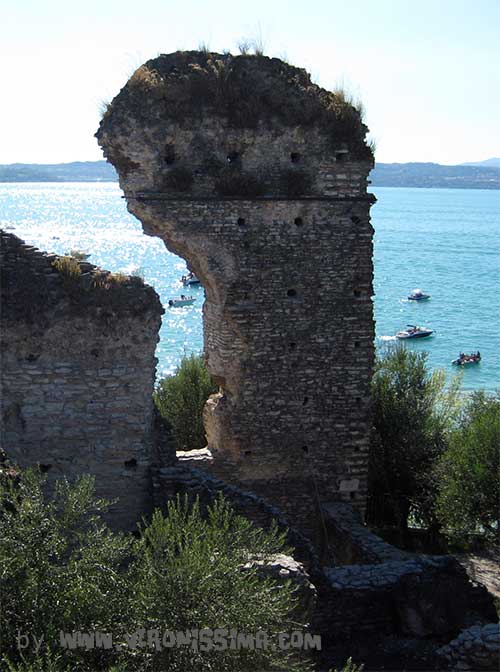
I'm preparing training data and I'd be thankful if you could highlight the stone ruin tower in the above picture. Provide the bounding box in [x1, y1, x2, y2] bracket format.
[97, 51, 375, 541]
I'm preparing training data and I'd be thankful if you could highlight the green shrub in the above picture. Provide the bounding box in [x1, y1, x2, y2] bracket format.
[154, 354, 217, 452]
[0, 470, 132, 670]
[0, 470, 303, 671]
[367, 345, 461, 530]
[331, 658, 364, 672]
[4, 650, 73, 672]
[127, 495, 302, 671]
[437, 391, 500, 542]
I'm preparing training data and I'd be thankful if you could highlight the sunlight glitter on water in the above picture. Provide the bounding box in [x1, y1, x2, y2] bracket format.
[1, 182, 499, 389]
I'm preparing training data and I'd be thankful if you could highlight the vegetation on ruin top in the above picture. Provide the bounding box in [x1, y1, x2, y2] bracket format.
[99, 50, 373, 159]
[49, 256, 162, 316]
[0, 232, 163, 323]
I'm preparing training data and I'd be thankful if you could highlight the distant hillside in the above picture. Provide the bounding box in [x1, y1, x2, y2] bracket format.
[461, 158, 500, 168]
[370, 162, 500, 189]
[1, 160, 500, 190]
[0, 161, 117, 182]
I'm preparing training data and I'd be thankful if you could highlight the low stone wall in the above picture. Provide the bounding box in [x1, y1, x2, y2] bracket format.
[322, 555, 497, 643]
[0, 232, 164, 530]
[322, 501, 412, 564]
[437, 624, 500, 671]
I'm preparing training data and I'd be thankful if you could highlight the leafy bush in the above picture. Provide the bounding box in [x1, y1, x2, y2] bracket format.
[127, 496, 301, 671]
[331, 659, 364, 672]
[154, 354, 217, 451]
[0, 471, 132, 670]
[4, 650, 73, 672]
[1, 470, 304, 671]
[367, 345, 461, 530]
[437, 391, 500, 542]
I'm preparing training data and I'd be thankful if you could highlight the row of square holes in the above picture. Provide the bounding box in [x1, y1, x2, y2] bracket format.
[165, 151, 304, 165]
[238, 215, 362, 227]
[166, 150, 347, 165]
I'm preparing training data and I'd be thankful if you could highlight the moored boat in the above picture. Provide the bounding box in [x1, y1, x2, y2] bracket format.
[408, 288, 430, 301]
[452, 352, 481, 366]
[181, 272, 201, 287]
[396, 324, 434, 339]
[168, 295, 196, 308]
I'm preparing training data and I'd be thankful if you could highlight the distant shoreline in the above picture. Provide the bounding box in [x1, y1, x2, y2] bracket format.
[1, 160, 499, 190]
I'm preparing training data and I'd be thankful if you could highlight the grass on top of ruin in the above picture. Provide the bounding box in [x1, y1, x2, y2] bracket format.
[101, 50, 373, 160]
[51, 255, 145, 298]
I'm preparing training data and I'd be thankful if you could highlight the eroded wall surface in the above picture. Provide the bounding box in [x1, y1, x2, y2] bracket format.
[0, 232, 164, 529]
[97, 51, 375, 539]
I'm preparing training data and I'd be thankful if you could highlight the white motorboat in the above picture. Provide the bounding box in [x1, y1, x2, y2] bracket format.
[408, 288, 430, 301]
[181, 272, 201, 287]
[168, 295, 196, 308]
[396, 325, 434, 339]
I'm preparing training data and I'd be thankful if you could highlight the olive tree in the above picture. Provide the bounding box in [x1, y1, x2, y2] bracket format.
[437, 390, 500, 543]
[367, 345, 461, 530]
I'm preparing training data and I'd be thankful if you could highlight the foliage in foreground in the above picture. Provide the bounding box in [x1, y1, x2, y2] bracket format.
[154, 353, 217, 452]
[0, 470, 302, 671]
[330, 658, 364, 672]
[437, 390, 500, 542]
[368, 345, 461, 530]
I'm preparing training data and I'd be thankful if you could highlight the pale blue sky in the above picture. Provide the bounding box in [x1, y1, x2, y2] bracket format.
[1, 0, 499, 164]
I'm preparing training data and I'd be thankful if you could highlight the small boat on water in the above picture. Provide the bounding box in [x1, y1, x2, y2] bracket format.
[181, 272, 201, 287]
[408, 288, 431, 301]
[396, 324, 434, 339]
[168, 295, 196, 308]
[452, 352, 481, 366]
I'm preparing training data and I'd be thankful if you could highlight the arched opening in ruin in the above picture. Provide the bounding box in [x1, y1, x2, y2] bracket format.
[96, 50, 376, 541]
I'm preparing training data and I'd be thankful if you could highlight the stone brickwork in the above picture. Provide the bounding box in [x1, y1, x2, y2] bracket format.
[0, 232, 164, 530]
[323, 556, 497, 640]
[437, 624, 500, 671]
[322, 502, 413, 564]
[97, 51, 375, 542]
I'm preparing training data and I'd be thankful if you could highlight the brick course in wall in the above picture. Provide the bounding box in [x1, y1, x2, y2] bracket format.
[97, 51, 375, 543]
[0, 232, 164, 530]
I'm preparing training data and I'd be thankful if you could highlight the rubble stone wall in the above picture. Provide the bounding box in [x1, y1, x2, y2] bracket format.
[322, 556, 498, 641]
[322, 502, 412, 564]
[437, 624, 500, 671]
[0, 232, 164, 530]
[97, 51, 375, 542]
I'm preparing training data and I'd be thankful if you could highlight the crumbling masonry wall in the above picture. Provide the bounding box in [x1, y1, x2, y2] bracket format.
[97, 51, 375, 540]
[0, 232, 163, 530]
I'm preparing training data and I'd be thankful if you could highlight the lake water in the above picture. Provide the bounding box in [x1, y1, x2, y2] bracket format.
[1, 183, 498, 390]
